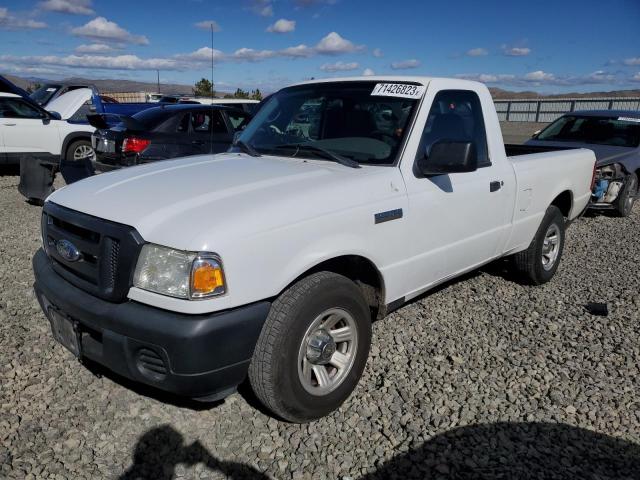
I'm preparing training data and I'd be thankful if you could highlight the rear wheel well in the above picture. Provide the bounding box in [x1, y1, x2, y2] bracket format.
[63, 134, 92, 160]
[293, 256, 384, 320]
[551, 190, 572, 218]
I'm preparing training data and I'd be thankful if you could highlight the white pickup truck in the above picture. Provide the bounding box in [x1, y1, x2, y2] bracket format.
[33, 77, 595, 422]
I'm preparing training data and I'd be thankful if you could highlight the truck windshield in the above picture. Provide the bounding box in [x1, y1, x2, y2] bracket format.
[537, 115, 640, 148]
[30, 84, 62, 106]
[236, 81, 421, 165]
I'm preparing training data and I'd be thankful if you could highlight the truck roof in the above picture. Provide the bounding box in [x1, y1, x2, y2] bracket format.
[290, 76, 485, 90]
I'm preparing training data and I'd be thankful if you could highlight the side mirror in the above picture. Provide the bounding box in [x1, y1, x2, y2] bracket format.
[232, 131, 242, 145]
[418, 140, 478, 176]
[48, 111, 62, 121]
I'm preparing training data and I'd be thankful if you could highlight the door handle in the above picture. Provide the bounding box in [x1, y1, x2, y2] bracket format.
[490, 180, 503, 192]
[3, 123, 16, 126]
[191, 140, 204, 146]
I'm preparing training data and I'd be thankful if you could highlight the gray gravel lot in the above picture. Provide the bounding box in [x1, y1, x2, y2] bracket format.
[1, 143, 639, 479]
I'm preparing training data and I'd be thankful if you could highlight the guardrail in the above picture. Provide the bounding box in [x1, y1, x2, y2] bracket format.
[494, 98, 640, 123]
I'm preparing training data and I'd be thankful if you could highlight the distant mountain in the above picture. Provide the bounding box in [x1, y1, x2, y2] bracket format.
[4, 73, 640, 99]
[489, 87, 640, 99]
[4, 74, 196, 95]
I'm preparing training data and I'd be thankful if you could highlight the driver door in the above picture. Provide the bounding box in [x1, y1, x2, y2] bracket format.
[0, 97, 60, 162]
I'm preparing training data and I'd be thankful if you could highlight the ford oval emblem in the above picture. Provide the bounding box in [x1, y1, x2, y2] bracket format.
[56, 239, 81, 262]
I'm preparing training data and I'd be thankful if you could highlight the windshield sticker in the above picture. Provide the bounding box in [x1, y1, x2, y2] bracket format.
[371, 83, 425, 99]
[46, 87, 56, 92]
[617, 116, 640, 123]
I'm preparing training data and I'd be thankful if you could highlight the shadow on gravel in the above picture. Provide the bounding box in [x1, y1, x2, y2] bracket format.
[361, 421, 640, 479]
[120, 425, 268, 480]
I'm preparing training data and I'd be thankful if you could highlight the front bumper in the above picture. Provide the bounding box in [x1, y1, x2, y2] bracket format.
[33, 248, 270, 400]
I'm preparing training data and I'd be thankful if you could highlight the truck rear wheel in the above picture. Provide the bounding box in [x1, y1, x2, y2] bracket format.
[512, 205, 565, 285]
[612, 172, 637, 217]
[248, 271, 372, 423]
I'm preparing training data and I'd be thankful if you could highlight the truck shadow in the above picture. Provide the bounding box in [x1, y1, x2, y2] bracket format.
[119, 425, 269, 480]
[359, 421, 640, 479]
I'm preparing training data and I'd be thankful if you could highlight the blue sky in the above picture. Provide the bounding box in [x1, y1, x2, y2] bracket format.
[0, 0, 639, 93]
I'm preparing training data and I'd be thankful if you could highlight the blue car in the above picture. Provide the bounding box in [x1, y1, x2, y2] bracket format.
[526, 110, 640, 217]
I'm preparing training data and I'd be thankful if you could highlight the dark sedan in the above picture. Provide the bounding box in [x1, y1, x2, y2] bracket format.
[91, 104, 251, 172]
[526, 110, 640, 217]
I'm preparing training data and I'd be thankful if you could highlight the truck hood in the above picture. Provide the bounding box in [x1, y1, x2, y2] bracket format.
[46, 88, 92, 120]
[526, 139, 638, 169]
[47, 153, 400, 250]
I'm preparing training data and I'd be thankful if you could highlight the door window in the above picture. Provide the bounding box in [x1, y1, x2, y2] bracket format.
[190, 111, 227, 134]
[0, 98, 45, 119]
[418, 90, 490, 167]
[226, 111, 250, 131]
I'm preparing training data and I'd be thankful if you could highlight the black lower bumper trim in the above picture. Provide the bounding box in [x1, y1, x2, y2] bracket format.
[33, 248, 271, 399]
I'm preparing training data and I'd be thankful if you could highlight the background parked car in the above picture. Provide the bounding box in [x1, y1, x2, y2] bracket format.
[526, 110, 640, 216]
[30, 82, 94, 107]
[91, 104, 252, 172]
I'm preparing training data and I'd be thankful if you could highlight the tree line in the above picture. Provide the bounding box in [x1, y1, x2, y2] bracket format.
[193, 78, 262, 100]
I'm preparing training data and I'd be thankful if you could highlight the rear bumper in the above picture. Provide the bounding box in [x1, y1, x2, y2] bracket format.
[33, 248, 270, 400]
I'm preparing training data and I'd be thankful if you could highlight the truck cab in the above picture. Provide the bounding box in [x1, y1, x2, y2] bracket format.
[33, 77, 595, 422]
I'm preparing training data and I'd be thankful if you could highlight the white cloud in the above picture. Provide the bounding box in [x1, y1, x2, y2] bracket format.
[74, 43, 117, 54]
[624, 57, 640, 66]
[71, 17, 149, 45]
[362, 68, 375, 76]
[194, 20, 221, 31]
[0, 7, 47, 29]
[315, 32, 363, 54]
[0, 53, 177, 71]
[457, 70, 622, 87]
[248, 0, 273, 17]
[231, 47, 277, 61]
[632, 73, 640, 82]
[179, 46, 225, 62]
[372, 48, 383, 58]
[279, 44, 315, 57]
[524, 70, 554, 81]
[39, 0, 94, 15]
[267, 18, 296, 33]
[320, 61, 359, 72]
[466, 47, 488, 57]
[391, 59, 420, 69]
[502, 46, 531, 56]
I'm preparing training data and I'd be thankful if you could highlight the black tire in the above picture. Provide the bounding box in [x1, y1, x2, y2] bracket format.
[612, 173, 638, 218]
[512, 205, 565, 285]
[65, 139, 94, 163]
[248, 271, 372, 423]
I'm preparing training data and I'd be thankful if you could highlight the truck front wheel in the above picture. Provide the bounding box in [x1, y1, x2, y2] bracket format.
[248, 271, 372, 423]
[512, 205, 565, 285]
[612, 172, 638, 217]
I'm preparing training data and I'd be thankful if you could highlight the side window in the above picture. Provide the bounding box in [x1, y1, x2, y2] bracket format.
[419, 89, 490, 167]
[0, 98, 44, 119]
[191, 110, 227, 134]
[176, 113, 190, 132]
[226, 111, 250, 131]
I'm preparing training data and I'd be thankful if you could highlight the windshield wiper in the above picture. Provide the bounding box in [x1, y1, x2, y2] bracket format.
[235, 139, 261, 157]
[272, 143, 360, 169]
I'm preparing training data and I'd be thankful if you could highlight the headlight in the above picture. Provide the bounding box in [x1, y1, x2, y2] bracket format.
[133, 244, 226, 299]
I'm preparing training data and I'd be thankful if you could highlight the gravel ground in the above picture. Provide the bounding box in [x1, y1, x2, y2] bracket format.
[1, 163, 639, 480]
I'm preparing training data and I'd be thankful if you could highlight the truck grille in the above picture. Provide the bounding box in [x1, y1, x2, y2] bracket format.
[42, 203, 144, 303]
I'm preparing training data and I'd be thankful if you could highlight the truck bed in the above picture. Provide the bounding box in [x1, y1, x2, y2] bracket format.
[505, 143, 575, 157]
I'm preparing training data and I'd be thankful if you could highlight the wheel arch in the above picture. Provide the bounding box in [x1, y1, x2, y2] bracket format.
[550, 189, 573, 218]
[61, 132, 93, 161]
[282, 254, 386, 321]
